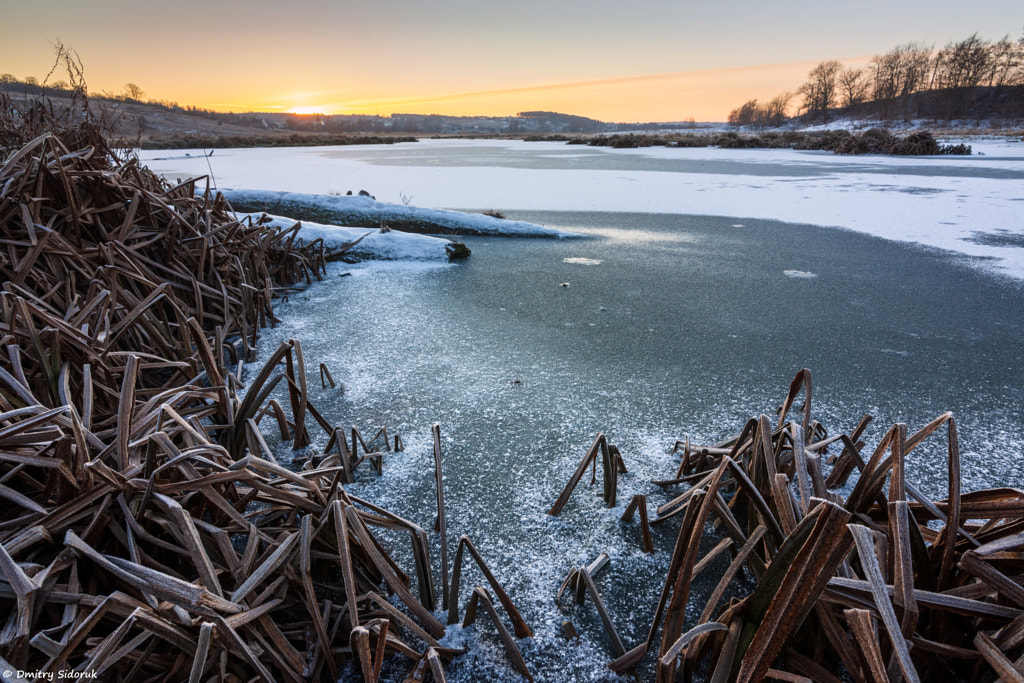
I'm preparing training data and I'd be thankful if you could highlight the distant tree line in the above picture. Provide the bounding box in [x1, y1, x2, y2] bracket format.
[726, 93, 793, 129]
[729, 31, 1024, 126]
[0, 72, 621, 136]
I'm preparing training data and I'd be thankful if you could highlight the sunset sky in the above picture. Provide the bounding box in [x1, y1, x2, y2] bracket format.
[1, 0, 1020, 122]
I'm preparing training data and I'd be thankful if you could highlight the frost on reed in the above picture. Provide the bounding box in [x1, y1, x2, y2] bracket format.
[2, 103, 1022, 683]
[551, 369, 1024, 683]
[0, 103, 528, 681]
[0, 117, 418, 679]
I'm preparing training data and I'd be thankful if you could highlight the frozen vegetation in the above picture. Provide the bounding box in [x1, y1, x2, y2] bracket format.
[140, 138, 1024, 681]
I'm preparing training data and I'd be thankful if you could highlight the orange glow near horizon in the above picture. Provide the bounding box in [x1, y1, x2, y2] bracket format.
[3, 0, 1017, 124]
[185, 60, 867, 123]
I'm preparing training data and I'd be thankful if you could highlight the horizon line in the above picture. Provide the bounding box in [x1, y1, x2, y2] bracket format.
[213, 56, 873, 121]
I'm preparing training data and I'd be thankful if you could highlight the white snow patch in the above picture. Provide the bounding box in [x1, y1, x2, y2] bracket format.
[142, 138, 1024, 280]
[783, 270, 818, 279]
[225, 188, 580, 238]
[243, 213, 456, 261]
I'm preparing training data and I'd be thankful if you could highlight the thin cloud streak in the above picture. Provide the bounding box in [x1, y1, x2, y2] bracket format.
[1, 0, 1017, 121]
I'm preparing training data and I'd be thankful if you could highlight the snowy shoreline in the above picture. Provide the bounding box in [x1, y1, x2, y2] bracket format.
[143, 138, 1024, 280]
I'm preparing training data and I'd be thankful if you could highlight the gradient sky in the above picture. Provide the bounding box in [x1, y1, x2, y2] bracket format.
[1, 0, 1020, 121]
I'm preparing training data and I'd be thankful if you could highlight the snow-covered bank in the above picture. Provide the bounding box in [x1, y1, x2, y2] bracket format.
[142, 138, 1024, 280]
[246, 213, 463, 261]
[225, 188, 580, 238]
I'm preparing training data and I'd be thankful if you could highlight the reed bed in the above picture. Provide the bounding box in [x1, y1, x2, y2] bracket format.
[0, 123, 506, 681]
[3, 117, 1023, 683]
[550, 369, 1024, 682]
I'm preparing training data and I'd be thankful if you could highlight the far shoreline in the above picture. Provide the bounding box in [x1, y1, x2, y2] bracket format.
[134, 125, 1021, 152]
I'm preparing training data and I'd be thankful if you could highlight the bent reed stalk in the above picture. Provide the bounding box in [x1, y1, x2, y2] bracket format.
[2, 117, 1023, 682]
[550, 370, 1024, 682]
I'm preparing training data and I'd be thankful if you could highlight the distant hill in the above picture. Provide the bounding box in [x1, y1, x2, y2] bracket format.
[1, 77, 711, 146]
[515, 111, 608, 133]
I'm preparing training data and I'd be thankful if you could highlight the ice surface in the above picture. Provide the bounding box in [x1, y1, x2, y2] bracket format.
[250, 213, 1024, 681]
[141, 137, 1024, 280]
[141, 139, 1024, 681]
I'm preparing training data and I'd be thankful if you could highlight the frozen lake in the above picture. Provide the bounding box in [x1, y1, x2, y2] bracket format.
[145, 139, 1024, 681]
[143, 137, 1024, 279]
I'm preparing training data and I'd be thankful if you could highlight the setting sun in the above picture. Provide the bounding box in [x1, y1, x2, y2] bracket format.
[2, 0, 1018, 121]
[3, 0, 1024, 681]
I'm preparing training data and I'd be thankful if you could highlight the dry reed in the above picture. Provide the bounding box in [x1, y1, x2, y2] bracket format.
[4, 115, 1023, 683]
[0, 122, 528, 681]
[550, 369, 1024, 682]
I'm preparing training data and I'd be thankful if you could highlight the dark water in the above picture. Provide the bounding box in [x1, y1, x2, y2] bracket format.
[257, 211, 1024, 681]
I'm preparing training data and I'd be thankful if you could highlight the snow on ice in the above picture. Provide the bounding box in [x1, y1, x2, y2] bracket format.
[141, 137, 1024, 279]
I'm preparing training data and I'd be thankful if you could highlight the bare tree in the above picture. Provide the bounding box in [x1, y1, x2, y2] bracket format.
[987, 36, 1024, 86]
[837, 67, 870, 108]
[900, 42, 934, 120]
[870, 50, 899, 114]
[870, 42, 933, 120]
[979, 35, 1024, 118]
[764, 92, 792, 126]
[122, 82, 145, 101]
[799, 60, 843, 122]
[934, 34, 990, 90]
[725, 30, 1022, 125]
[728, 99, 761, 127]
[728, 93, 792, 129]
[932, 34, 991, 118]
